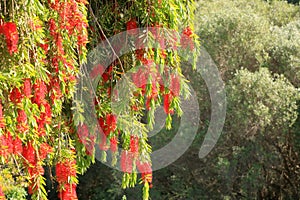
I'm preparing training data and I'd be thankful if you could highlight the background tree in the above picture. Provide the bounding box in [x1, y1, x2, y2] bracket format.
[0, 0, 198, 199]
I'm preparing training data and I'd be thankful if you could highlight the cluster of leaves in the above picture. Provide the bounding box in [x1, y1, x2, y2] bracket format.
[0, 166, 27, 200]
[78, 0, 300, 199]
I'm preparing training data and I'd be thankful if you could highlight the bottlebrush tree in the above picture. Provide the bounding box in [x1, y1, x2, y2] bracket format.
[0, 0, 198, 199]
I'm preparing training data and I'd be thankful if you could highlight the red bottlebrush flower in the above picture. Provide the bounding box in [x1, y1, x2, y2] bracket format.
[130, 136, 139, 155]
[50, 77, 62, 102]
[136, 160, 152, 173]
[9, 87, 23, 104]
[2, 22, 19, 55]
[17, 110, 27, 123]
[110, 136, 118, 152]
[146, 97, 152, 110]
[23, 78, 32, 98]
[135, 49, 145, 61]
[120, 150, 133, 173]
[51, 56, 60, 73]
[13, 136, 23, 155]
[136, 160, 153, 187]
[151, 82, 159, 99]
[48, 0, 60, 10]
[28, 164, 44, 178]
[85, 139, 95, 156]
[106, 114, 117, 134]
[98, 116, 111, 136]
[23, 142, 36, 165]
[98, 117, 106, 133]
[37, 126, 46, 137]
[107, 87, 112, 96]
[77, 123, 89, 140]
[41, 101, 52, 123]
[77, 34, 88, 47]
[126, 19, 138, 35]
[49, 18, 57, 36]
[0, 103, 5, 128]
[180, 26, 194, 50]
[102, 72, 109, 83]
[182, 26, 193, 38]
[16, 109, 29, 133]
[132, 68, 148, 91]
[56, 159, 77, 183]
[39, 142, 53, 160]
[163, 93, 174, 114]
[141, 58, 154, 67]
[58, 183, 78, 200]
[101, 66, 113, 83]
[27, 183, 34, 195]
[56, 34, 65, 54]
[170, 74, 180, 97]
[39, 43, 49, 54]
[0, 185, 5, 199]
[33, 80, 47, 106]
[78, 124, 89, 137]
[55, 163, 68, 183]
[159, 84, 165, 93]
[160, 50, 167, 59]
[90, 64, 105, 79]
[99, 132, 109, 151]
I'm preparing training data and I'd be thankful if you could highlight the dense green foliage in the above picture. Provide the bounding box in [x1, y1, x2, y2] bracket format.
[77, 0, 300, 199]
[197, 0, 300, 85]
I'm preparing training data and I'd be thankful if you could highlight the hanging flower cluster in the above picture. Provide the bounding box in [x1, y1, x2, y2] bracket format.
[0, 21, 19, 55]
[0, 131, 22, 158]
[180, 26, 195, 50]
[0, 0, 198, 199]
[86, 1, 199, 199]
[56, 159, 78, 200]
[0, 0, 88, 199]
[136, 160, 153, 187]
